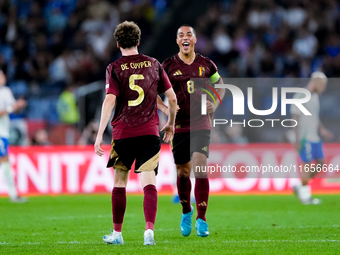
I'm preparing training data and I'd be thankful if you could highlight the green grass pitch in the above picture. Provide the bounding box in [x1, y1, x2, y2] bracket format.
[0, 194, 339, 254]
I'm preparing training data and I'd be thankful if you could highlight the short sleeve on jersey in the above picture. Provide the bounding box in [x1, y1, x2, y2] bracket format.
[105, 65, 120, 96]
[0, 87, 15, 111]
[161, 58, 171, 73]
[7, 88, 15, 107]
[207, 58, 220, 83]
[157, 63, 172, 94]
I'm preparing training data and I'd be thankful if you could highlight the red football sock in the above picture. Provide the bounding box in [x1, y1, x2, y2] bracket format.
[177, 176, 192, 214]
[195, 178, 209, 221]
[112, 187, 126, 232]
[143, 184, 158, 230]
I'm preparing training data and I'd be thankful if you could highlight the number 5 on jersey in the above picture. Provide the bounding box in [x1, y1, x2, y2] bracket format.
[128, 74, 145, 106]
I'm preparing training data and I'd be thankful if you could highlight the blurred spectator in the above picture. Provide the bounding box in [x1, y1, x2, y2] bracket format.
[325, 34, 340, 58]
[56, 84, 79, 125]
[195, 28, 214, 57]
[271, 28, 291, 56]
[46, 8, 67, 33]
[4, 6, 18, 44]
[63, 13, 81, 46]
[247, 2, 271, 29]
[225, 125, 248, 144]
[9, 110, 28, 146]
[283, 50, 300, 77]
[77, 120, 99, 145]
[31, 128, 52, 146]
[13, 37, 29, 65]
[48, 49, 71, 83]
[0, 0, 339, 144]
[293, 29, 318, 59]
[29, 50, 51, 84]
[49, 31, 65, 58]
[88, 30, 111, 59]
[233, 27, 251, 56]
[34, 33, 49, 53]
[0, 55, 8, 75]
[259, 49, 276, 76]
[284, 1, 307, 29]
[213, 25, 232, 55]
[26, 1, 46, 36]
[49, 123, 80, 145]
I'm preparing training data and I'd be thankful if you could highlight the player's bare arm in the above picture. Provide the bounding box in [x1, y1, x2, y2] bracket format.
[318, 121, 334, 140]
[207, 77, 225, 114]
[157, 95, 180, 116]
[160, 88, 177, 143]
[157, 96, 169, 115]
[0, 97, 27, 117]
[0, 110, 10, 117]
[94, 94, 116, 156]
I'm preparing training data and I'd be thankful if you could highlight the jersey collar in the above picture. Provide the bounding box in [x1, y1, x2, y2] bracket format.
[122, 53, 140, 57]
[176, 53, 197, 65]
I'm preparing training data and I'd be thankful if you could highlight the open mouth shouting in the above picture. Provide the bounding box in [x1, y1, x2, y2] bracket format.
[182, 42, 190, 50]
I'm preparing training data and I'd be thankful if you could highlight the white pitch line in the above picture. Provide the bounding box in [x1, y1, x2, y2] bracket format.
[0, 241, 96, 245]
[45, 214, 111, 220]
[1, 240, 339, 246]
[224, 225, 339, 229]
[223, 240, 340, 243]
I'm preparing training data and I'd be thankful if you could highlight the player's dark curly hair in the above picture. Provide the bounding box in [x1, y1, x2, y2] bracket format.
[114, 21, 141, 49]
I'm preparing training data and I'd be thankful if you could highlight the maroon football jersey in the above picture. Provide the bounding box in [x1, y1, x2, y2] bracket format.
[162, 53, 219, 133]
[106, 54, 172, 139]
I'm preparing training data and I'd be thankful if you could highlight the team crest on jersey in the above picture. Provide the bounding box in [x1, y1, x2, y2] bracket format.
[199, 66, 205, 77]
[173, 70, 182, 76]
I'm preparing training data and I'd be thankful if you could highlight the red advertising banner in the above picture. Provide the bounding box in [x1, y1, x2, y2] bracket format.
[1, 144, 340, 196]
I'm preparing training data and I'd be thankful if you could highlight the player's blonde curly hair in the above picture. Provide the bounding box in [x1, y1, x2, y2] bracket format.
[114, 21, 141, 49]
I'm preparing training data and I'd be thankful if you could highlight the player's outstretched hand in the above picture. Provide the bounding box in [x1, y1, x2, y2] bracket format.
[161, 122, 175, 143]
[206, 100, 217, 114]
[94, 136, 104, 156]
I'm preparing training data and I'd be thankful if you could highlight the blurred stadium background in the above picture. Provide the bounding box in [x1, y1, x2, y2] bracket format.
[1, 0, 340, 145]
[1, 1, 340, 253]
[0, 0, 340, 195]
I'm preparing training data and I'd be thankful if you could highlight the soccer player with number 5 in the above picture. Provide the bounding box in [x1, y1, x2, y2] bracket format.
[94, 21, 177, 246]
[159, 25, 225, 237]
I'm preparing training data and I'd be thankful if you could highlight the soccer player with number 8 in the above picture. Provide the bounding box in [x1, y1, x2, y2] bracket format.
[159, 25, 225, 237]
